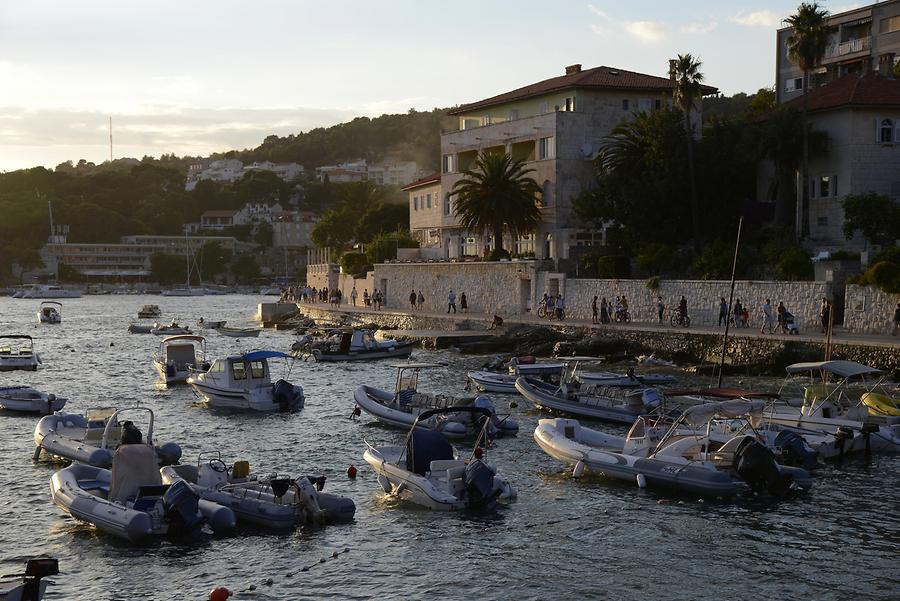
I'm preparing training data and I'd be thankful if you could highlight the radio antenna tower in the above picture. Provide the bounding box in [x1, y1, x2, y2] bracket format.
[109, 116, 113, 162]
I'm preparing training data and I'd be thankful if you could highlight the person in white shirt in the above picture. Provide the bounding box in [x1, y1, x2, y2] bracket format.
[760, 299, 774, 334]
[447, 290, 457, 314]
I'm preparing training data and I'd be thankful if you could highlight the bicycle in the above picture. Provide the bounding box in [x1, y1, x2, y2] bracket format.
[614, 309, 631, 324]
[670, 312, 691, 328]
[536, 300, 547, 319]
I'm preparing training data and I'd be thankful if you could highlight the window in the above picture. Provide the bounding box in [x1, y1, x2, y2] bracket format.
[426, 193, 432, 209]
[515, 233, 535, 254]
[462, 118, 479, 130]
[442, 154, 454, 173]
[232, 361, 246, 381]
[819, 175, 831, 198]
[209, 360, 224, 373]
[654, 99, 661, 110]
[880, 118, 894, 143]
[508, 109, 520, 121]
[249, 361, 265, 379]
[538, 137, 556, 160]
[621, 99, 629, 111]
[785, 77, 804, 92]
[444, 193, 451, 216]
[564, 97, 575, 111]
[817, 216, 829, 227]
[481, 115, 492, 126]
[638, 99, 653, 112]
[880, 15, 900, 33]
[539, 101, 549, 114]
[542, 179, 553, 207]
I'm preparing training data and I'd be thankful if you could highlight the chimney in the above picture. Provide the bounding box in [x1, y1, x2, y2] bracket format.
[565, 64, 582, 75]
[879, 53, 896, 78]
[669, 59, 677, 80]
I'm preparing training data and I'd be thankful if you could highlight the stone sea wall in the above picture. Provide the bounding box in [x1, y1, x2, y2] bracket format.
[843, 284, 900, 334]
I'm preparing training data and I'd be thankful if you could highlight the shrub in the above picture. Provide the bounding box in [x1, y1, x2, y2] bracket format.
[596, 255, 630, 278]
[487, 248, 511, 261]
[853, 260, 900, 293]
[340, 252, 369, 275]
[645, 275, 661, 291]
[774, 246, 814, 281]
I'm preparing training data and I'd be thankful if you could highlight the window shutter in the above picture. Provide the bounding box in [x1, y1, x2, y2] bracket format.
[832, 174, 838, 197]
[875, 118, 880, 142]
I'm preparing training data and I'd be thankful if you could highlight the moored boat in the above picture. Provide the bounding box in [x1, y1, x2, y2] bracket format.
[137, 304, 161, 319]
[187, 350, 304, 412]
[150, 321, 192, 336]
[0, 335, 41, 371]
[0, 386, 66, 414]
[153, 335, 208, 385]
[217, 326, 260, 338]
[0, 557, 59, 601]
[297, 328, 415, 362]
[37, 301, 62, 324]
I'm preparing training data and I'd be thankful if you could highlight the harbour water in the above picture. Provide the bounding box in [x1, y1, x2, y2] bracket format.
[1, 295, 898, 601]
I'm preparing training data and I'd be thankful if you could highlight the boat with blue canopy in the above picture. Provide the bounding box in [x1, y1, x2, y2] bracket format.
[187, 350, 304, 412]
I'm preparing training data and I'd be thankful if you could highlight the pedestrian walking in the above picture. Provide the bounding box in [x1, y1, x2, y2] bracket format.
[894, 302, 900, 336]
[447, 290, 457, 314]
[350, 287, 358, 306]
[417, 291, 424, 310]
[657, 296, 665, 324]
[460, 292, 468, 313]
[819, 298, 831, 333]
[409, 289, 417, 311]
[718, 297, 728, 327]
[760, 299, 774, 334]
[732, 299, 743, 327]
[775, 302, 789, 334]
[591, 295, 599, 324]
[546, 294, 556, 321]
[600, 297, 610, 324]
[678, 296, 688, 322]
[363, 289, 369, 307]
[555, 294, 565, 321]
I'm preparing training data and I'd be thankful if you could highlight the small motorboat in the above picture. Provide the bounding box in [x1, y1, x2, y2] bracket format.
[161, 452, 355, 529]
[0, 557, 59, 601]
[0, 386, 66, 414]
[137, 304, 161, 319]
[161, 287, 206, 297]
[153, 334, 208, 385]
[0, 335, 41, 371]
[197, 318, 227, 329]
[467, 355, 565, 394]
[364, 406, 516, 511]
[466, 370, 519, 394]
[217, 326, 260, 338]
[296, 328, 415, 362]
[579, 368, 677, 388]
[150, 321, 192, 336]
[37, 301, 62, 324]
[34, 406, 182, 468]
[128, 324, 153, 334]
[50, 442, 235, 543]
[534, 400, 813, 498]
[515, 358, 663, 424]
[187, 350, 304, 412]
[354, 363, 518, 439]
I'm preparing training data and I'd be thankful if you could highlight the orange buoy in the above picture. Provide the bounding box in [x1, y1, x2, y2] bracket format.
[347, 465, 357, 479]
[208, 587, 231, 601]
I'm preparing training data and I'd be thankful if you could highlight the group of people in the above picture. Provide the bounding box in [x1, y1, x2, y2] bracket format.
[590, 295, 630, 324]
[446, 290, 468, 314]
[540, 293, 566, 321]
[408, 290, 426, 311]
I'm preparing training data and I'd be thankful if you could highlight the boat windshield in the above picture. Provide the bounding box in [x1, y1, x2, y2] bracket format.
[232, 362, 247, 381]
[249, 360, 266, 379]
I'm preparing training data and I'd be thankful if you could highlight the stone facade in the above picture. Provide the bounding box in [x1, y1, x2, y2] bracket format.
[843, 283, 900, 334]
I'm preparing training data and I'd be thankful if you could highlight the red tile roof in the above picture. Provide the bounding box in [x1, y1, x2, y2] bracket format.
[401, 172, 441, 191]
[785, 73, 900, 112]
[448, 65, 718, 115]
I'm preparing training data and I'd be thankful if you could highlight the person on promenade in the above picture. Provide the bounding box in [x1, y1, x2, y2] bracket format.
[819, 298, 831, 333]
[460, 292, 468, 313]
[600, 297, 610, 324]
[363, 289, 369, 307]
[592, 296, 599, 324]
[417, 291, 424, 310]
[678, 296, 688, 322]
[447, 290, 457, 314]
[546, 294, 556, 321]
[732, 299, 743, 327]
[775, 302, 788, 334]
[409, 289, 417, 311]
[760, 299, 774, 333]
[336, 289, 342, 306]
[657, 296, 665, 324]
[350, 287, 357, 307]
[718, 297, 728, 327]
[556, 294, 565, 321]
[371, 289, 378, 311]
[489, 314, 504, 330]
[894, 302, 900, 336]
[540, 292, 549, 317]
[620, 296, 629, 322]
[613, 296, 622, 321]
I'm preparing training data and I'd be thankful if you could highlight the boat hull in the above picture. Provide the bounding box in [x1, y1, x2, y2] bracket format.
[189, 381, 303, 412]
[467, 371, 518, 394]
[515, 377, 641, 424]
[354, 386, 469, 438]
[0, 387, 66, 414]
[313, 341, 414, 362]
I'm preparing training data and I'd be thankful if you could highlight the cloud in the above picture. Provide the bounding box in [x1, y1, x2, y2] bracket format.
[728, 10, 783, 28]
[680, 21, 718, 34]
[587, 4, 606, 18]
[624, 20, 667, 43]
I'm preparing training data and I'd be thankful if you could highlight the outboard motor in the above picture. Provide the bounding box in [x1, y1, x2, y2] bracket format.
[774, 430, 819, 470]
[155, 441, 183, 466]
[165, 363, 176, 378]
[464, 458, 498, 510]
[734, 437, 791, 497]
[472, 396, 498, 438]
[18, 557, 59, 601]
[162, 480, 202, 534]
[641, 388, 662, 412]
[120, 421, 143, 445]
[273, 379, 302, 411]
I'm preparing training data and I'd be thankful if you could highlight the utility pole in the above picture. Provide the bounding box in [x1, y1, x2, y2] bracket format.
[109, 116, 113, 162]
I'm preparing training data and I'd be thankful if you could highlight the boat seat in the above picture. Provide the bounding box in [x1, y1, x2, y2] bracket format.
[429, 459, 465, 471]
[109, 444, 163, 504]
[78, 479, 110, 493]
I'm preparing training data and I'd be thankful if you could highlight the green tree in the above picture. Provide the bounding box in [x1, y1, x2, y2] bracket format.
[311, 206, 357, 251]
[672, 53, 705, 251]
[450, 152, 542, 255]
[199, 242, 229, 280]
[254, 222, 274, 248]
[354, 202, 409, 243]
[365, 231, 419, 264]
[842, 192, 900, 247]
[785, 2, 836, 238]
[230, 253, 261, 284]
[150, 252, 185, 285]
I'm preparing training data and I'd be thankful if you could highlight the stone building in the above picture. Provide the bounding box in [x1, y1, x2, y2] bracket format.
[438, 63, 717, 261]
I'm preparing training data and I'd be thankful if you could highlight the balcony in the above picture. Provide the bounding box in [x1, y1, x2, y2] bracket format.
[824, 36, 871, 60]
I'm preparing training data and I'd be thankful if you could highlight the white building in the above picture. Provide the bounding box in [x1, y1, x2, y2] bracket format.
[185, 159, 305, 190]
[315, 158, 424, 186]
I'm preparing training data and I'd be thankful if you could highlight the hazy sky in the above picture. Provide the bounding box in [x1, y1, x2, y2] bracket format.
[0, 1, 863, 171]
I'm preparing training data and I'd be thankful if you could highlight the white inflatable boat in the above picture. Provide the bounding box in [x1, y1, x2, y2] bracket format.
[363, 407, 516, 511]
[161, 452, 355, 529]
[0, 386, 66, 414]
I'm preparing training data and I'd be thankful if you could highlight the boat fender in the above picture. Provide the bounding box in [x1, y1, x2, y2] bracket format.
[636, 473, 647, 488]
[347, 465, 357, 479]
[573, 461, 586, 479]
[208, 586, 232, 601]
[377, 474, 392, 493]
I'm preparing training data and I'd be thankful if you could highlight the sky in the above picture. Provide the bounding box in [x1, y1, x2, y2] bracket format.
[0, 0, 865, 172]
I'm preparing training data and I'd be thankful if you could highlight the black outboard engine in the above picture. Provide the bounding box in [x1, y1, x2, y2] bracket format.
[774, 430, 819, 470]
[162, 480, 202, 535]
[302, 475, 327, 491]
[464, 459, 498, 510]
[18, 557, 58, 601]
[273, 379, 295, 411]
[734, 437, 791, 497]
[120, 421, 143, 445]
[166, 364, 176, 378]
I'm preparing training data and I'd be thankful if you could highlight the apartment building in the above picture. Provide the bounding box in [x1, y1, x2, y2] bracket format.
[776, 0, 900, 104]
[185, 159, 304, 191]
[436, 63, 716, 260]
[403, 173, 444, 249]
[316, 158, 424, 186]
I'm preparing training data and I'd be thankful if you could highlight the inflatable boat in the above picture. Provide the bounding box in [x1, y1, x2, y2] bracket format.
[161, 453, 355, 529]
[298, 329, 415, 362]
[0, 386, 66, 414]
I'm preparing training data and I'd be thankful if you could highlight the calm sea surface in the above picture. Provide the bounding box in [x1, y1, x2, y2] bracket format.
[0, 295, 897, 601]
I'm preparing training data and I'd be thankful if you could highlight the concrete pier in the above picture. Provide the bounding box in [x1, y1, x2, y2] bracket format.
[257, 302, 299, 326]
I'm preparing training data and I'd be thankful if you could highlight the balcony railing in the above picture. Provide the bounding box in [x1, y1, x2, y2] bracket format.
[824, 36, 870, 59]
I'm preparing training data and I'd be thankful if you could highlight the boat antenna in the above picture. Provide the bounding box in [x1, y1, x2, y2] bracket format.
[717, 216, 743, 388]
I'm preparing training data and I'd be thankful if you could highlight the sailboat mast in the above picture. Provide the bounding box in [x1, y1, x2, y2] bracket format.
[47, 198, 54, 240]
[717, 216, 743, 388]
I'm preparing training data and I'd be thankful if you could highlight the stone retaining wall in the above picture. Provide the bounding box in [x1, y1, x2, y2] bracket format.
[843, 284, 900, 335]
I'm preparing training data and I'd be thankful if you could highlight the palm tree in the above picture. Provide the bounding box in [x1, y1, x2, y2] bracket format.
[784, 2, 836, 239]
[672, 53, 704, 252]
[450, 152, 542, 256]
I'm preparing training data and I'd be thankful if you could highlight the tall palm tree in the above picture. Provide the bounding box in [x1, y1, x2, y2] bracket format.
[450, 152, 542, 256]
[672, 53, 704, 252]
[784, 2, 835, 239]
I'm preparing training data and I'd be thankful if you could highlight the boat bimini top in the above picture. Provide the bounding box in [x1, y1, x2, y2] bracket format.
[785, 361, 883, 379]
